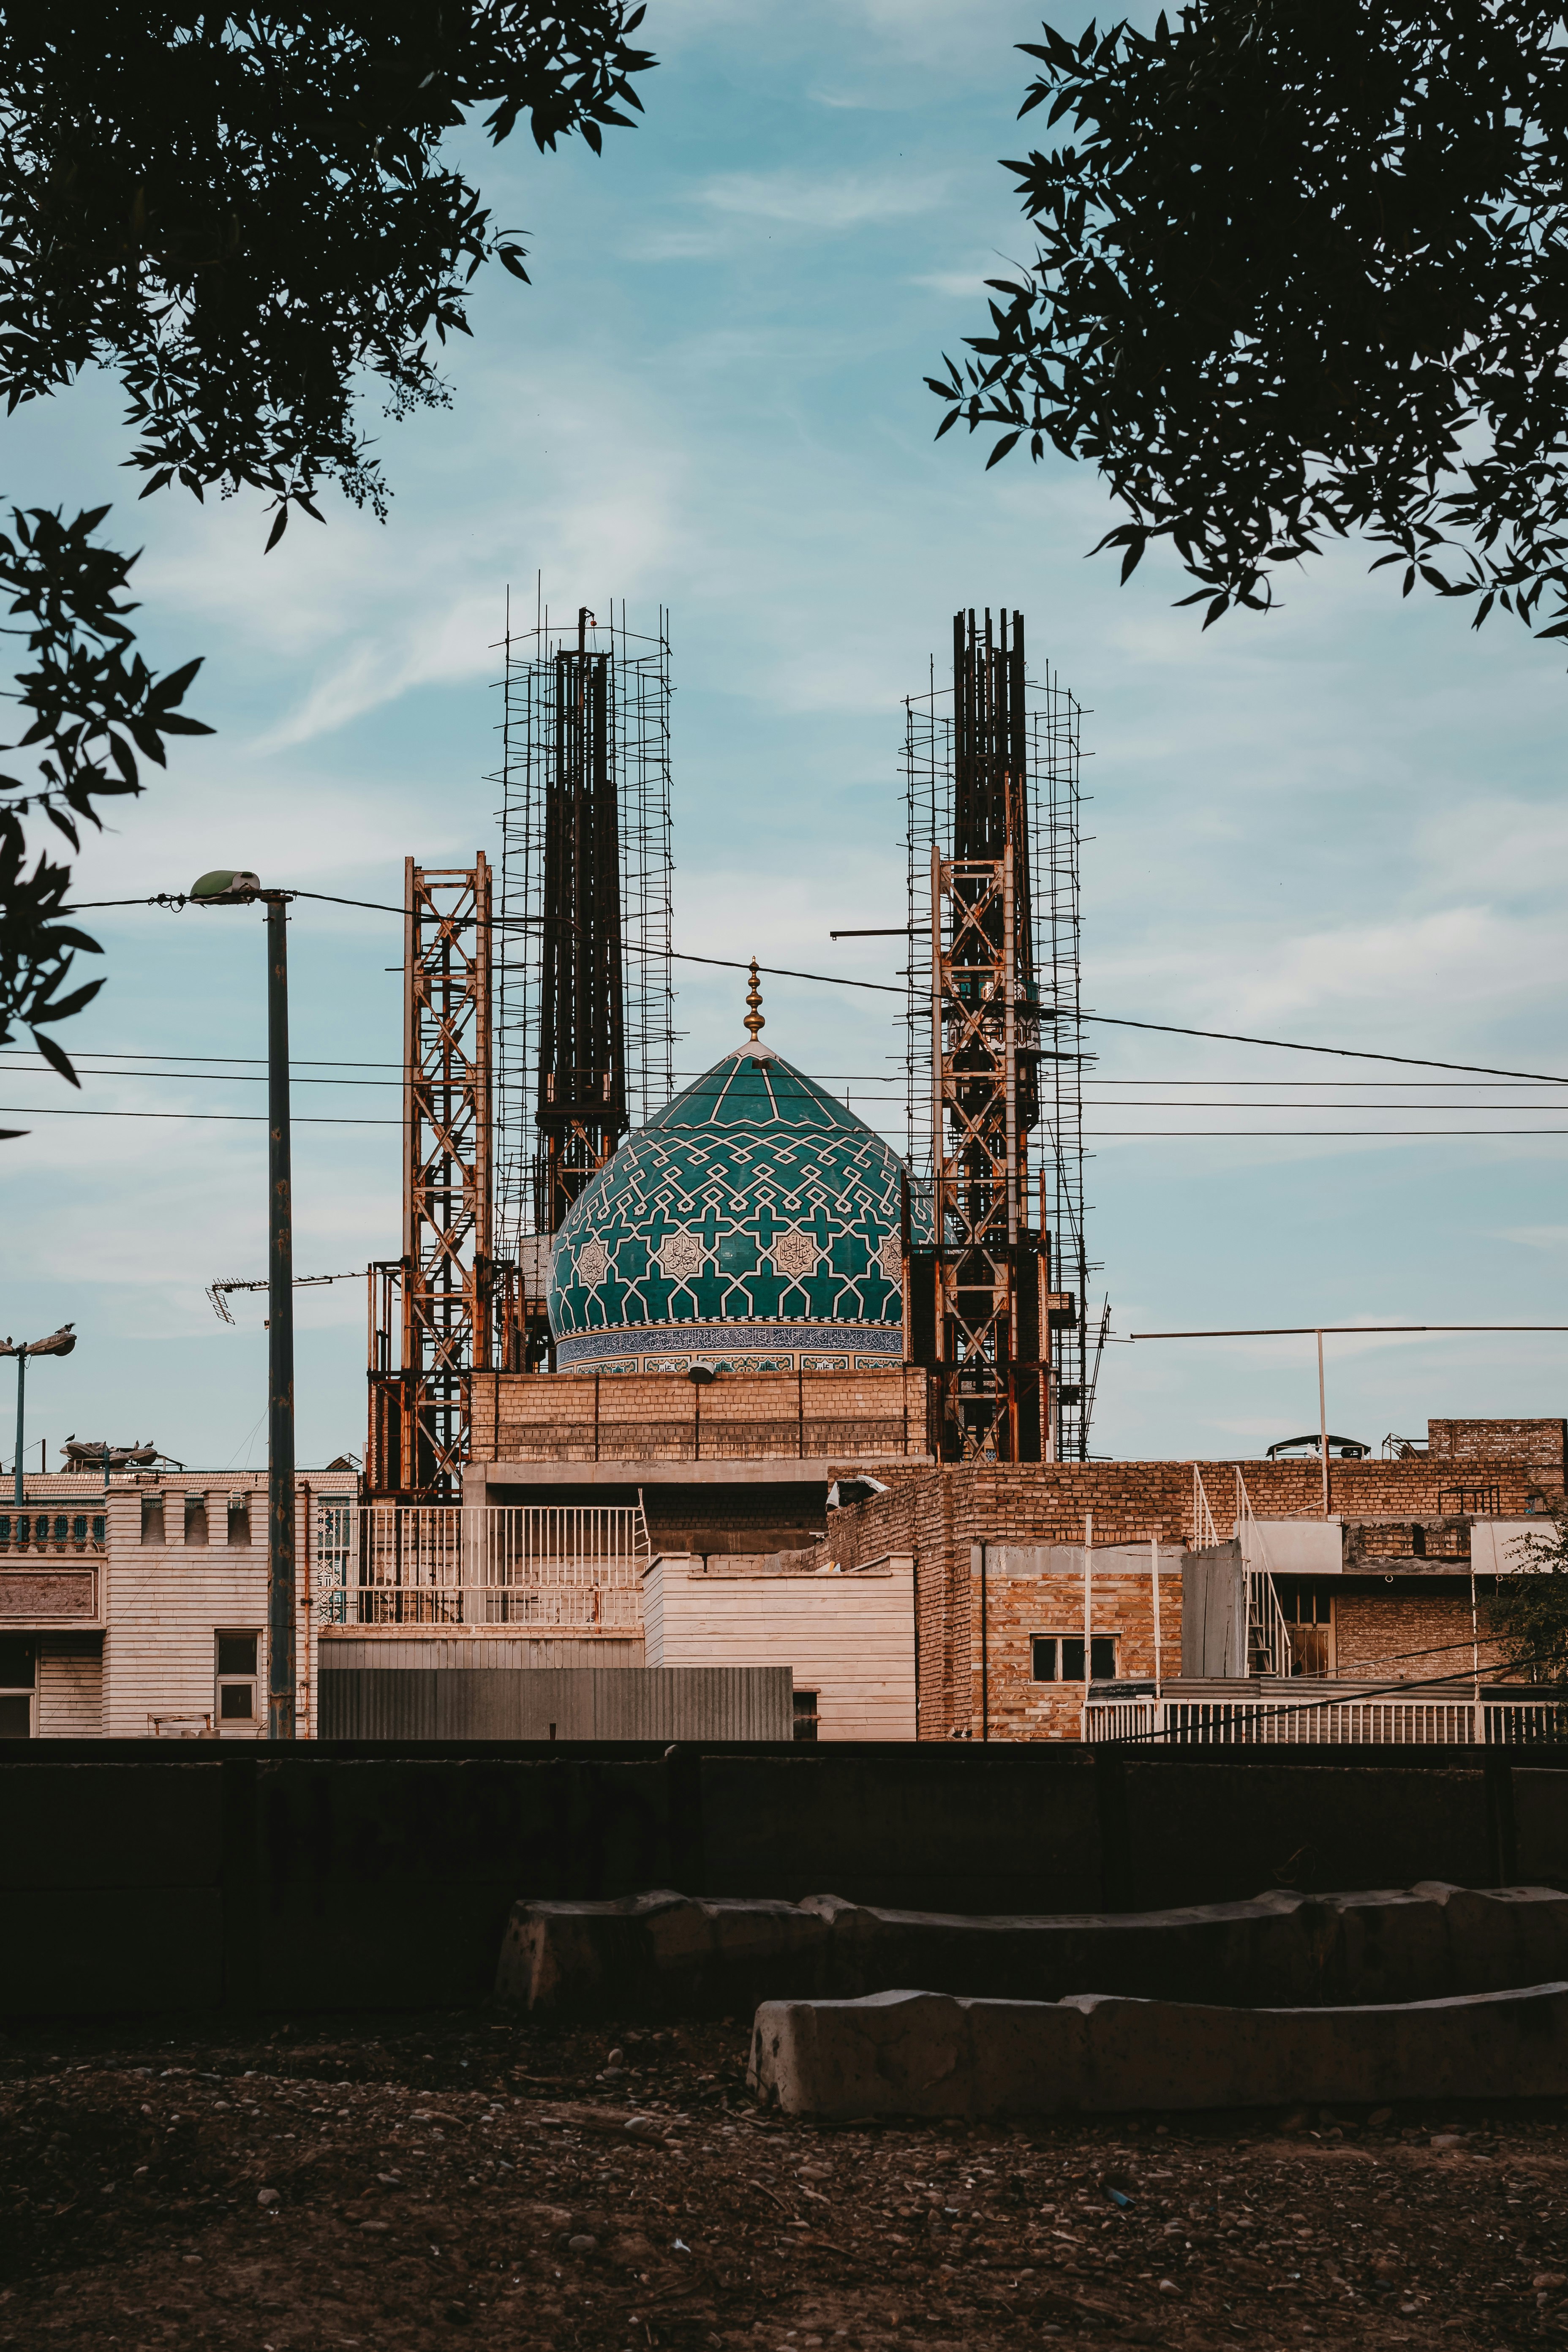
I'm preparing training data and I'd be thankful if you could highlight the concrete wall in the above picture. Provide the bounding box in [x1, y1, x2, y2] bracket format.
[645, 1552, 917, 1740]
[0, 1740, 1562, 2016]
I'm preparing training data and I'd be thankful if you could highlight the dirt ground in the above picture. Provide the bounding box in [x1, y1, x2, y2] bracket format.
[1, 2007, 1565, 2350]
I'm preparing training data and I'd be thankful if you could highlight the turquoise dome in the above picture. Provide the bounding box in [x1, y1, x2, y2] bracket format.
[548, 1045, 914, 1373]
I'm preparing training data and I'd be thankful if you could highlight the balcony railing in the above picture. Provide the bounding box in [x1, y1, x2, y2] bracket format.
[0, 1508, 106, 1552]
[312, 1503, 650, 1630]
[1086, 1682, 1567, 1746]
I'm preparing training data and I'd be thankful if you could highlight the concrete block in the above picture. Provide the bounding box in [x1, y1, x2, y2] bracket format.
[747, 1980, 1568, 2119]
[495, 1878, 1568, 2017]
[495, 1888, 833, 2015]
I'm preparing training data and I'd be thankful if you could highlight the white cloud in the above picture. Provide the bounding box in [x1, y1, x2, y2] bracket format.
[697, 168, 945, 229]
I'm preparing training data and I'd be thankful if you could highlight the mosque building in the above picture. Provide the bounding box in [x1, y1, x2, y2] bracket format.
[546, 1028, 912, 1381]
[467, 983, 934, 1557]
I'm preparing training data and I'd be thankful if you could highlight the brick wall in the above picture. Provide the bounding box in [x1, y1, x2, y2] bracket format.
[966, 1544, 1184, 1743]
[471, 1366, 932, 1465]
[1428, 1418, 1566, 1491]
[1334, 1586, 1512, 1681]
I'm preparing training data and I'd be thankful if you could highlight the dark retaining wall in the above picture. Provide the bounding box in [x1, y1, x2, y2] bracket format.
[1, 1740, 1564, 2017]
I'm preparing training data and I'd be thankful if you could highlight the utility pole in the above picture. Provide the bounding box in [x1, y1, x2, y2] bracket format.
[1, 1326, 77, 1503]
[265, 893, 296, 1739]
[192, 867, 296, 1738]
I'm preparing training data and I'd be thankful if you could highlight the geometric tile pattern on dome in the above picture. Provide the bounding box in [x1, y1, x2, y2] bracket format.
[547, 1045, 927, 1369]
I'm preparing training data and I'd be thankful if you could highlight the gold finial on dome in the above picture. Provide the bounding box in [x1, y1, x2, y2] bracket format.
[743, 957, 765, 1044]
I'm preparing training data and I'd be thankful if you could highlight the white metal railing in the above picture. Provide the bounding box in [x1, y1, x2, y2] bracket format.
[1247, 1567, 1290, 1678]
[311, 1503, 651, 1630]
[1086, 1689, 1568, 1746]
[1191, 1464, 1219, 1548]
[1228, 1469, 1291, 1678]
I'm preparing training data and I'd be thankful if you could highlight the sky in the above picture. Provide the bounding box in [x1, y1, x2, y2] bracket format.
[4, 0, 1568, 1473]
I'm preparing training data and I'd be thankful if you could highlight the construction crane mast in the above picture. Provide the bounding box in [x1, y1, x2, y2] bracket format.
[366, 857, 499, 1500]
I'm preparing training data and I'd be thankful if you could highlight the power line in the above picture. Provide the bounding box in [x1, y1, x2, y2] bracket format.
[1130, 1322, 1568, 1339]
[0, 1061, 401, 1090]
[1086, 1128, 1568, 1138]
[4, 1100, 1565, 1138]
[0, 1048, 906, 1082]
[54, 887, 1568, 1086]
[1083, 1013, 1568, 1085]
[0, 1104, 397, 1126]
[1087, 1078, 1568, 1089]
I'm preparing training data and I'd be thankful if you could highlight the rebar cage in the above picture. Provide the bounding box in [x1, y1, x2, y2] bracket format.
[904, 619, 1099, 1461]
[492, 593, 675, 1271]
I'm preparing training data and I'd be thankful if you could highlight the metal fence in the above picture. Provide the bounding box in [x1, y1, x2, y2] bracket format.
[312, 1504, 651, 1630]
[1086, 1688, 1568, 1746]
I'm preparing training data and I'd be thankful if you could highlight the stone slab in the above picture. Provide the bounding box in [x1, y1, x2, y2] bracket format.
[494, 1880, 1568, 2017]
[746, 1981, 1568, 2118]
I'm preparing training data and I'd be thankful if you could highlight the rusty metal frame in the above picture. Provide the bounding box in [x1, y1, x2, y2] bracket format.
[932, 844, 1035, 1462]
[367, 857, 493, 1500]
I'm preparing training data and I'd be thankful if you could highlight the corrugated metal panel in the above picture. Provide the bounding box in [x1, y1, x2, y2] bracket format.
[319, 1669, 439, 1739]
[317, 1665, 791, 1741]
[318, 1637, 645, 1671]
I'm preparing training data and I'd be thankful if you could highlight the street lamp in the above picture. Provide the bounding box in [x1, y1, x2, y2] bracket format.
[0, 1325, 77, 1503]
[192, 868, 295, 1740]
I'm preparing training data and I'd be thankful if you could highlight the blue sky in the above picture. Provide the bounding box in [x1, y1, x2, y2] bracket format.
[3, 0, 1567, 1472]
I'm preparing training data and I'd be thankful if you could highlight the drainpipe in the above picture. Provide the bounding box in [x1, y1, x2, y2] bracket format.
[1316, 1330, 1330, 1516]
[976, 1543, 988, 1741]
[1081, 1509, 1093, 1741]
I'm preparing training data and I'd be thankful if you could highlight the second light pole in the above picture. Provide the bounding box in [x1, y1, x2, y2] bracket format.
[193, 869, 295, 1738]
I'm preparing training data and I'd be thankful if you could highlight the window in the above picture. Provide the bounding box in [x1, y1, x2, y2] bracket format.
[1032, 1634, 1118, 1683]
[0, 1636, 36, 1738]
[140, 1494, 165, 1545]
[227, 1494, 252, 1546]
[216, 1633, 260, 1724]
[792, 1689, 819, 1742]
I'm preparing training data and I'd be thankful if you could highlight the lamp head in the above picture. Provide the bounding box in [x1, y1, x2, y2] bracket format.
[191, 869, 261, 904]
[27, 1323, 76, 1357]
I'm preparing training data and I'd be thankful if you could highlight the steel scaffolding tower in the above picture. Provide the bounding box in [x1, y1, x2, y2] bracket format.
[367, 857, 495, 1499]
[492, 596, 674, 1359]
[904, 611, 1098, 1462]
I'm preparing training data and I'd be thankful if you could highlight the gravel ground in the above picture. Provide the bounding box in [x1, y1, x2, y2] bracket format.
[1, 2009, 1565, 2349]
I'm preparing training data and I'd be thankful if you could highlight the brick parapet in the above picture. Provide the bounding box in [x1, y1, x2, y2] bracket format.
[471, 1366, 931, 1465]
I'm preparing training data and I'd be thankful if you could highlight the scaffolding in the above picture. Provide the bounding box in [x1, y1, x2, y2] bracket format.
[904, 612, 1098, 1461]
[492, 593, 675, 1336]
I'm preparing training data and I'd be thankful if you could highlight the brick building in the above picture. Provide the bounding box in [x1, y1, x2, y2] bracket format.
[792, 1417, 1566, 1740]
